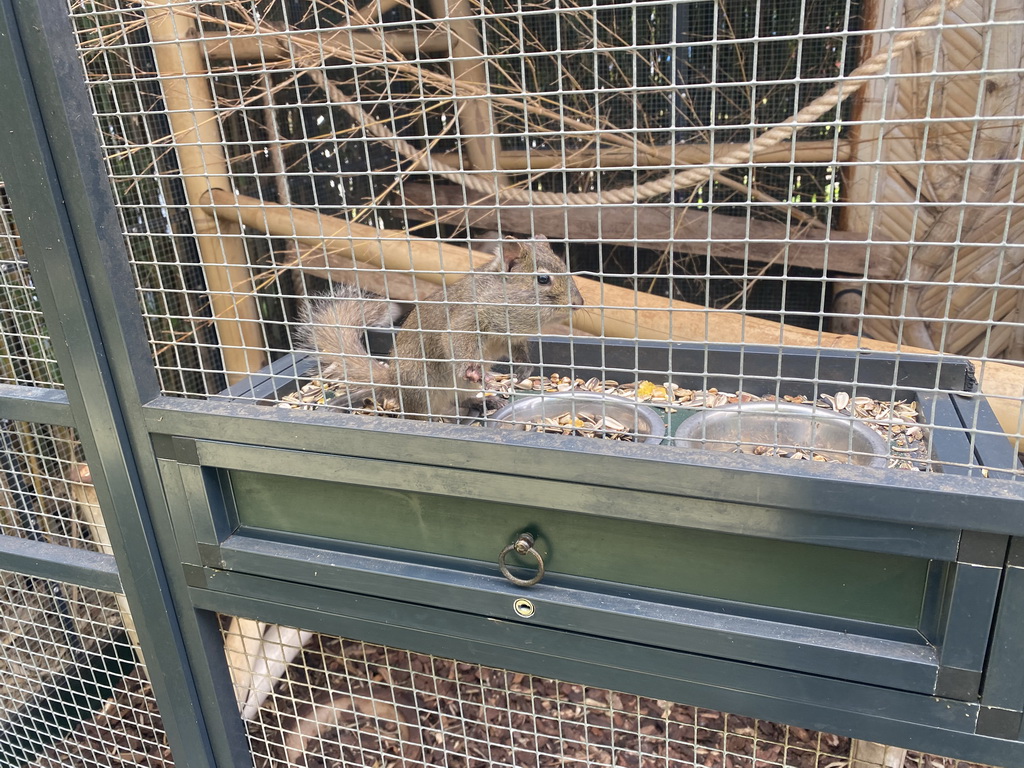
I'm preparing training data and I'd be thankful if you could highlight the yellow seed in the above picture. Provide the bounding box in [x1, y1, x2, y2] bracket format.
[635, 381, 656, 399]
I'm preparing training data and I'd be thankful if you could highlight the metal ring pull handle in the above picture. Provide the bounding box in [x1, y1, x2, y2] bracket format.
[498, 533, 545, 587]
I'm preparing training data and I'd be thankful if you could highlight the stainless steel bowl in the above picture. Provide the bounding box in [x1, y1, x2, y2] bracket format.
[488, 392, 667, 444]
[673, 401, 889, 467]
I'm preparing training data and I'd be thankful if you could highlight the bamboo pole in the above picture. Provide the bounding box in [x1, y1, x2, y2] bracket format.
[435, 141, 853, 170]
[429, 0, 507, 190]
[144, 3, 267, 383]
[202, 28, 450, 62]
[204, 190, 1024, 442]
[144, 0, 269, 713]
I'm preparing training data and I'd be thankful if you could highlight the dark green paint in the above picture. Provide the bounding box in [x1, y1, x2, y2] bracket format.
[229, 469, 931, 627]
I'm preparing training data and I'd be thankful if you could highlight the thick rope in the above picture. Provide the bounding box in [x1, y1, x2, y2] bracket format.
[313, 0, 959, 206]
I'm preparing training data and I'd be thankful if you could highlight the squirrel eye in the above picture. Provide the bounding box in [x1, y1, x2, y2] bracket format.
[536, 274, 552, 285]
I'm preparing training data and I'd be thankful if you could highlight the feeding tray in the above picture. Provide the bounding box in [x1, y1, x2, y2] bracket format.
[225, 336, 1016, 476]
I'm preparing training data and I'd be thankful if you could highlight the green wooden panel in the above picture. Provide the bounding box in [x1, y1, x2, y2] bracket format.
[228, 470, 930, 627]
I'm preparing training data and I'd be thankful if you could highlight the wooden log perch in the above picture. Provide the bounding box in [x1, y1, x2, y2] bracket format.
[203, 189, 1024, 442]
[205, 189, 671, 341]
[429, 0, 507, 191]
[401, 183, 898, 277]
[272, 245, 427, 301]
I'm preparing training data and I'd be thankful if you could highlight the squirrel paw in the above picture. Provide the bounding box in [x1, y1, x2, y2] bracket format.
[469, 393, 509, 416]
[463, 363, 489, 384]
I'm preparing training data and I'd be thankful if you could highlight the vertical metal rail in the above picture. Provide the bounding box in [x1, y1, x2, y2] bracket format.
[0, 0, 251, 765]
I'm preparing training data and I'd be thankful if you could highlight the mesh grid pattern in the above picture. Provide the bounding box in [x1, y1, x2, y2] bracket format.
[0, 421, 110, 551]
[62, 0, 1024, 476]
[72, 0, 228, 397]
[225, 620, 995, 768]
[0, 183, 61, 389]
[0, 568, 170, 768]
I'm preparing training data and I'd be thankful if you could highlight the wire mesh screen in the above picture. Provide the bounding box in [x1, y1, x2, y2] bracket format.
[0, 568, 169, 768]
[0, 2, 1011, 765]
[0, 182, 61, 389]
[0, 420, 111, 552]
[63, 0, 1024, 476]
[223, 618, 994, 768]
[1, 158, 170, 764]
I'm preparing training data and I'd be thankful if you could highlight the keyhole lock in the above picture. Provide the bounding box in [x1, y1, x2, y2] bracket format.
[513, 598, 536, 618]
[498, 532, 545, 587]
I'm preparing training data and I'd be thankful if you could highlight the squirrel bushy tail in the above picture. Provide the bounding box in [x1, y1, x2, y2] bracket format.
[297, 285, 398, 403]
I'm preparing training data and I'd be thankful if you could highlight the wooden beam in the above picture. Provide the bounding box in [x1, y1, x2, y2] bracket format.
[436, 140, 852, 171]
[400, 183, 897, 277]
[201, 27, 450, 62]
[274, 246, 426, 301]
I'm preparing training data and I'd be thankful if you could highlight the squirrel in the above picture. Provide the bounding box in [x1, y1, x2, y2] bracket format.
[298, 235, 585, 420]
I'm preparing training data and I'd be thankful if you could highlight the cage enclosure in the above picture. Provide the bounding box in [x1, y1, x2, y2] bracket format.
[5, 0, 1024, 765]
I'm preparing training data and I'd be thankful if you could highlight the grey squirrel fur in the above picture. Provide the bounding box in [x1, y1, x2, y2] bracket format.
[298, 235, 584, 420]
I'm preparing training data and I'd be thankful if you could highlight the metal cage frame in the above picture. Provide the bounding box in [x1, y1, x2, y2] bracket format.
[2, 0, 1024, 766]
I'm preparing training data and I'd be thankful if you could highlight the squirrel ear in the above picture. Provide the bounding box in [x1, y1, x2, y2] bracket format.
[475, 232, 513, 271]
[500, 237, 523, 270]
[534, 234, 548, 242]
[478, 231, 503, 257]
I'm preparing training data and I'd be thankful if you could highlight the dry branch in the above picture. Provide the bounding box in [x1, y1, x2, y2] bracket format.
[201, 28, 450, 61]
[401, 183, 898, 277]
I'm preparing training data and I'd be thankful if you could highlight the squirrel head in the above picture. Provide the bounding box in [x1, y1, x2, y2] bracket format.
[480, 234, 585, 312]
